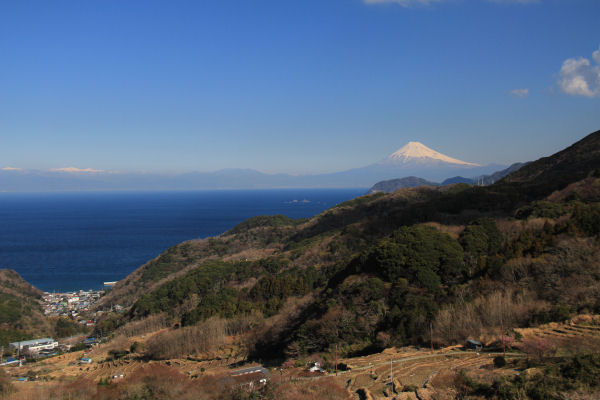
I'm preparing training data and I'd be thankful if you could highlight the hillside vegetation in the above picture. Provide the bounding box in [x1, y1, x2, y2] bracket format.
[2, 129, 600, 400]
[90, 131, 600, 367]
[0, 269, 50, 346]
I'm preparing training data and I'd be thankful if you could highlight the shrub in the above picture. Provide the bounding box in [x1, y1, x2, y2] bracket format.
[55, 317, 87, 338]
[130, 341, 144, 353]
[560, 353, 600, 388]
[70, 343, 87, 352]
[107, 349, 128, 360]
[571, 202, 600, 236]
[493, 356, 507, 368]
[363, 224, 465, 289]
[516, 201, 566, 219]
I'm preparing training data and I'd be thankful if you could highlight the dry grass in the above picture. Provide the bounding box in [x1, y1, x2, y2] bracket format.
[9, 313, 600, 400]
[145, 317, 228, 360]
[114, 313, 171, 338]
[270, 377, 351, 400]
[5, 365, 232, 400]
[434, 289, 542, 345]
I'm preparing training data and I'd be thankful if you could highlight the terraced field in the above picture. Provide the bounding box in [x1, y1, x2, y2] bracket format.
[4, 315, 600, 400]
[327, 350, 524, 399]
[514, 314, 600, 356]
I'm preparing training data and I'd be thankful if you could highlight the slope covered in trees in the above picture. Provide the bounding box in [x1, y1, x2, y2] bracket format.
[367, 176, 438, 194]
[501, 129, 600, 195]
[0, 269, 51, 346]
[87, 130, 600, 368]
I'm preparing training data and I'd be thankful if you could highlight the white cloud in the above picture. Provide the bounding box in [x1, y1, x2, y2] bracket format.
[51, 167, 104, 173]
[593, 48, 600, 64]
[558, 46, 600, 98]
[510, 88, 529, 97]
[1, 166, 22, 171]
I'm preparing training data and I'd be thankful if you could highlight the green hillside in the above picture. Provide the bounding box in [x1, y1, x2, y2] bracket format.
[90, 130, 600, 363]
[0, 269, 50, 346]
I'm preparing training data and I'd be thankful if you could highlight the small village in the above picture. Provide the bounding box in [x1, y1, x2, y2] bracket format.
[0, 290, 109, 367]
[42, 289, 105, 320]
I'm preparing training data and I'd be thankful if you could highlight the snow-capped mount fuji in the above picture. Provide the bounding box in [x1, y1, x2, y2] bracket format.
[379, 141, 480, 167]
[321, 140, 502, 185]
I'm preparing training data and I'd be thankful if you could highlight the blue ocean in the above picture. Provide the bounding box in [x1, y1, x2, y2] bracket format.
[0, 189, 364, 292]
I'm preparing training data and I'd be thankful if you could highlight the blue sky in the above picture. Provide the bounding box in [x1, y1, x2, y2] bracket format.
[1, 0, 599, 174]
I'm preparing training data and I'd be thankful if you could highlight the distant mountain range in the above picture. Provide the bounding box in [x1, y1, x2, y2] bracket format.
[0, 142, 504, 191]
[367, 162, 528, 194]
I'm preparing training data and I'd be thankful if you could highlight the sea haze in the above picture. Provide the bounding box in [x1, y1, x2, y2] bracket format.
[0, 189, 364, 292]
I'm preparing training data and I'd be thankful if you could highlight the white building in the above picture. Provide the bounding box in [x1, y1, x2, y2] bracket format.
[9, 338, 58, 355]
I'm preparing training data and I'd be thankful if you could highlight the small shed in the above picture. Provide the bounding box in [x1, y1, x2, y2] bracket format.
[466, 339, 483, 351]
[83, 337, 97, 345]
[308, 362, 326, 373]
[80, 358, 93, 364]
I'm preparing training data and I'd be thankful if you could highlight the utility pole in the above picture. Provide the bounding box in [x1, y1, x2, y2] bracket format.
[430, 322, 434, 353]
[390, 356, 393, 390]
[501, 313, 506, 358]
[335, 344, 338, 376]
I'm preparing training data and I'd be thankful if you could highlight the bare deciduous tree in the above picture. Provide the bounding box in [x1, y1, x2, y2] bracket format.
[145, 317, 227, 360]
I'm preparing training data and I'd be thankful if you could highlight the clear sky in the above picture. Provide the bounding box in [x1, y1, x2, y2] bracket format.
[1, 0, 599, 174]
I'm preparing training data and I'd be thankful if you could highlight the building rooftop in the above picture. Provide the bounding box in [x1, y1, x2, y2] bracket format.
[467, 339, 483, 346]
[9, 338, 55, 347]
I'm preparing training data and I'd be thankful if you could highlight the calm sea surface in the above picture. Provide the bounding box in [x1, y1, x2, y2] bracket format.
[0, 189, 364, 292]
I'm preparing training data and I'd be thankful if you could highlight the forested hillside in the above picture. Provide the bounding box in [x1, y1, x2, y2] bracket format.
[0, 269, 50, 346]
[2, 130, 599, 400]
[93, 130, 600, 365]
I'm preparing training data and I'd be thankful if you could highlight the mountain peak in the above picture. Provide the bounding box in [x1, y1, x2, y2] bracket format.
[382, 141, 479, 167]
